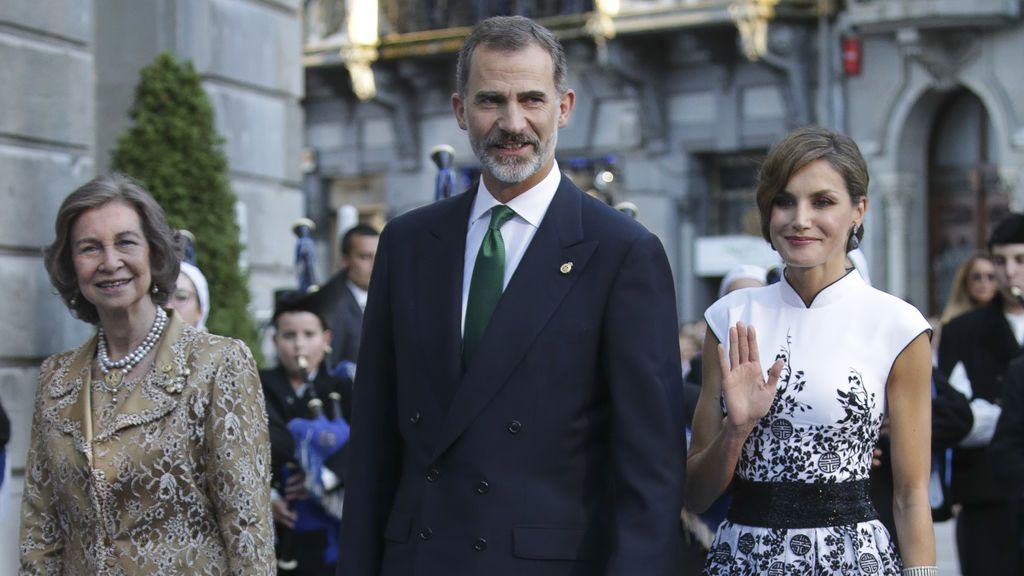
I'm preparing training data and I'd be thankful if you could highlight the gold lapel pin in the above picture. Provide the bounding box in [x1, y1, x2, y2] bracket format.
[560, 262, 573, 275]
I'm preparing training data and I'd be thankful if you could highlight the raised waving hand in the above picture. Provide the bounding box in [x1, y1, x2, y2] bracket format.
[719, 321, 785, 434]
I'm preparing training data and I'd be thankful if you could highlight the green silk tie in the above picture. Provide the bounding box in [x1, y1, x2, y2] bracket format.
[464, 205, 517, 365]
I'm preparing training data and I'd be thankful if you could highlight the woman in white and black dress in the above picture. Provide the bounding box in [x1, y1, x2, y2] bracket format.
[685, 126, 936, 576]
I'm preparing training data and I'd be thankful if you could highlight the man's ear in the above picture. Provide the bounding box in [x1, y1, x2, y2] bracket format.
[452, 92, 467, 130]
[558, 89, 576, 129]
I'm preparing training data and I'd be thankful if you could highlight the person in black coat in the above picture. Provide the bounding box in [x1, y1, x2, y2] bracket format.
[994, 355, 1024, 485]
[937, 212, 1024, 575]
[263, 289, 354, 576]
[991, 355, 1024, 565]
[869, 365, 973, 549]
[319, 224, 379, 368]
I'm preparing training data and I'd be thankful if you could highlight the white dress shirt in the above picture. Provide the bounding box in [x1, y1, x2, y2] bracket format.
[347, 280, 368, 312]
[461, 161, 561, 334]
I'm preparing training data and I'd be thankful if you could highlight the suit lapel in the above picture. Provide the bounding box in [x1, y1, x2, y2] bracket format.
[341, 284, 363, 321]
[416, 191, 475, 409]
[49, 336, 98, 462]
[431, 177, 599, 460]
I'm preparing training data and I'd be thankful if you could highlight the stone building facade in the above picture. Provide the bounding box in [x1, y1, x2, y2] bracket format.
[0, 1, 303, 572]
[302, 0, 1024, 321]
[1, 0, 1023, 571]
[303, 0, 838, 321]
[843, 0, 1024, 311]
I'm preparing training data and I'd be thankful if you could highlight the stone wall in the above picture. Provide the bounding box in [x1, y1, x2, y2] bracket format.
[0, 2, 96, 573]
[0, 1, 303, 572]
[94, 0, 305, 320]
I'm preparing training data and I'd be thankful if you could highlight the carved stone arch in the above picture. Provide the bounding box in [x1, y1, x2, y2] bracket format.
[878, 43, 1016, 174]
[876, 79, 1013, 310]
[867, 82, 952, 303]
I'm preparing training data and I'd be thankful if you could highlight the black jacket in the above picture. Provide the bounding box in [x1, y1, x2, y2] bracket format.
[991, 355, 1024, 493]
[937, 295, 1024, 503]
[338, 178, 685, 576]
[870, 365, 973, 540]
[319, 270, 365, 369]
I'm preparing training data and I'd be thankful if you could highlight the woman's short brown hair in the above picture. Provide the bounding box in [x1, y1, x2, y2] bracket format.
[755, 126, 869, 249]
[44, 173, 181, 324]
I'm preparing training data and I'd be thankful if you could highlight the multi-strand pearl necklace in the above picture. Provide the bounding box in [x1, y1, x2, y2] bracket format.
[97, 306, 168, 390]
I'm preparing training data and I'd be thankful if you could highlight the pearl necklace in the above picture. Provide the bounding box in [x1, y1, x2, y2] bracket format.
[97, 307, 168, 389]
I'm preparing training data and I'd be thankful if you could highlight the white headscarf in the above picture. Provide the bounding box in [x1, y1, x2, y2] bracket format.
[179, 261, 211, 329]
[719, 264, 768, 298]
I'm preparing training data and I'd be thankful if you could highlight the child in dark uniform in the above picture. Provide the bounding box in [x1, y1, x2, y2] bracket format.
[262, 289, 353, 575]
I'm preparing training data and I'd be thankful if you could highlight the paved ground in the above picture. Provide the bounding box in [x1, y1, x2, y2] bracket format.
[936, 518, 960, 574]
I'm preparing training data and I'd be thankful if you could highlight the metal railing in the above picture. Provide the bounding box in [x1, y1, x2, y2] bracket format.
[305, 0, 831, 46]
[379, 0, 595, 35]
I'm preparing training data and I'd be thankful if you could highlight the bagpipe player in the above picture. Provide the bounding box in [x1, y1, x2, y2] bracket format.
[262, 288, 353, 575]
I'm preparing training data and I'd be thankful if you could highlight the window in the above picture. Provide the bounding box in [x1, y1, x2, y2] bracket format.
[703, 152, 763, 236]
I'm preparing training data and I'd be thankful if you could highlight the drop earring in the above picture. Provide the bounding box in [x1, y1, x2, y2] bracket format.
[848, 224, 860, 251]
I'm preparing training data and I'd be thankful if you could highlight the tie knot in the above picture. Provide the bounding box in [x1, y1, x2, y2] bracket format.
[488, 205, 516, 231]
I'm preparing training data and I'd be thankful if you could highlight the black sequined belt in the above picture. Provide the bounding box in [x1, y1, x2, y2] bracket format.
[726, 478, 878, 529]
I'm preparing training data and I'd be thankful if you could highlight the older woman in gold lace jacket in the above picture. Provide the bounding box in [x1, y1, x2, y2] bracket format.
[19, 173, 275, 575]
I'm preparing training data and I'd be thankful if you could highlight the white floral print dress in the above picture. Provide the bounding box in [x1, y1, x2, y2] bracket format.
[703, 270, 929, 575]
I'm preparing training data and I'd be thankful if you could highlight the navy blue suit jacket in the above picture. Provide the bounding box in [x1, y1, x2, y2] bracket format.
[338, 176, 686, 576]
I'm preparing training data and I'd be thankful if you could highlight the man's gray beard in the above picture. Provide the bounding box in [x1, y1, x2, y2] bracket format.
[473, 130, 557, 185]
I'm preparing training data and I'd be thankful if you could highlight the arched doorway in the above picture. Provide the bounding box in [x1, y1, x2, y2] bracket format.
[928, 88, 1006, 314]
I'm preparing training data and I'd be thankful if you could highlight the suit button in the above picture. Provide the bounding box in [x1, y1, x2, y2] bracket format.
[426, 467, 440, 482]
[473, 537, 487, 551]
[419, 527, 433, 540]
[475, 480, 490, 494]
[507, 420, 523, 434]
[410, 412, 421, 425]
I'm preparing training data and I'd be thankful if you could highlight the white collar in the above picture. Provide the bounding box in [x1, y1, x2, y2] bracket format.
[469, 160, 562, 228]
[779, 268, 864, 309]
[347, 279, 368, 308]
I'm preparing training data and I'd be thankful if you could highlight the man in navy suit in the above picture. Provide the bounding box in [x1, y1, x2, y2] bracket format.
[339, 15, 685, 576]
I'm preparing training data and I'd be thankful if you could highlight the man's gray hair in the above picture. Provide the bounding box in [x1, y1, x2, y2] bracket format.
[456, 15, 569, 97]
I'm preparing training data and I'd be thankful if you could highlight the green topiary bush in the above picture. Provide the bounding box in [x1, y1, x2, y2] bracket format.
[111, 52, 262, 364]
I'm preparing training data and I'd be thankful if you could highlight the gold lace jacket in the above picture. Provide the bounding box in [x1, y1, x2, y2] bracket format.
[19, 311, 275, 575]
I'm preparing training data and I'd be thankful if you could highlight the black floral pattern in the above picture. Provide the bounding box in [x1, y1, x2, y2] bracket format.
[733, 331, 884, 483]
[706, 331, 899, 575]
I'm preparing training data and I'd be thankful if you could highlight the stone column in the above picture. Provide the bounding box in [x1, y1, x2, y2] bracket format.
[1001, 166, 1022, 213]
[677, 191, 703, 322]
[877, 172, 917, 301]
